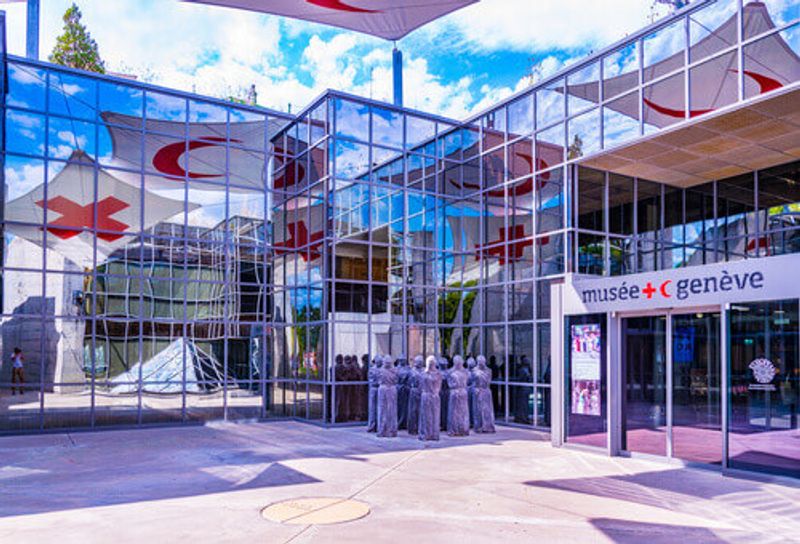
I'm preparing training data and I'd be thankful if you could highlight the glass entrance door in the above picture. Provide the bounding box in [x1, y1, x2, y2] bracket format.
[672, 313, 721, 464]
[622, 316, 667, 456]
[728, 300, 799, 477]
[621, 312, 721, 463]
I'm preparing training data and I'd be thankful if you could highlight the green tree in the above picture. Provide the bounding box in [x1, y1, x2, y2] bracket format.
[49, 4, 105, 74]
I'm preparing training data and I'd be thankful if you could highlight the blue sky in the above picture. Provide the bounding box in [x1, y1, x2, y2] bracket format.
[1, 0, 679, 118]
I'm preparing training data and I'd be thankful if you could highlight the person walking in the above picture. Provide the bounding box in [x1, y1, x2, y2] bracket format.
[11, 347, 25, 395]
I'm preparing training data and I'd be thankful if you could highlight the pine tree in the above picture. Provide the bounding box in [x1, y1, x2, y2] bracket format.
[49, 4, 105, 74]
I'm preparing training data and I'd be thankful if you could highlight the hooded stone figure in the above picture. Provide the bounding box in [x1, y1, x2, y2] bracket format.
[366, 356, 383, 432]
[360, 354, 370, 420]
[344, 354, 361, 421]
[466, 356, 477, 429]
[474, 355, 496, 433]
[438, 357, 450, 431]
[396, 356, 411, 430]
[447, 355, 470, 436]
[407, 355, 424, 436]
[377, 355, 399, 438]
[334, 354, 349, 422]
[418, 355, 443, 441]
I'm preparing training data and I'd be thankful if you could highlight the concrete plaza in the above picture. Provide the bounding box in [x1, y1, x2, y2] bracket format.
[1, 421, 799, 543]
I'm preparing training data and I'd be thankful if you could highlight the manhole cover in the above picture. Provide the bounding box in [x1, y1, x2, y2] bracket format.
[261, 497, 370, 525]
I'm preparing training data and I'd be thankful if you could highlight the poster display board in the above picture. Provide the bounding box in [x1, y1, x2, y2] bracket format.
[570, 324, 601, 416]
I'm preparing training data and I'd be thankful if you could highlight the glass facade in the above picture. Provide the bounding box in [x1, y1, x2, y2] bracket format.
[0, 0, 799, 483]
[1, 56, 292, 430]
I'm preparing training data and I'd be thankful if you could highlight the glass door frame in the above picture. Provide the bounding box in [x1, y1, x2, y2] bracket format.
[610, 305, 724, 465]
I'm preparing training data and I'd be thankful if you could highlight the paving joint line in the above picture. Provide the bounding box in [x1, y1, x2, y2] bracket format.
[277, 446, 423, 539]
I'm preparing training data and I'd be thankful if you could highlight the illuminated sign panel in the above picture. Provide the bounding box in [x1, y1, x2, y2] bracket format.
[563, 253, 800, 314]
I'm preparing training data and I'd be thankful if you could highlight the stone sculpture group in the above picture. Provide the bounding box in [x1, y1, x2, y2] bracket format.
[367, 354, 496, 440]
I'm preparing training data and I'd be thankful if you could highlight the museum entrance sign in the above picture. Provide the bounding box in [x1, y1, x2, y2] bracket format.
[563, 253, 800, 315]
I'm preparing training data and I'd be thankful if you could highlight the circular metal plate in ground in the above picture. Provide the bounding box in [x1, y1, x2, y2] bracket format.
[261, 497, 370, 525]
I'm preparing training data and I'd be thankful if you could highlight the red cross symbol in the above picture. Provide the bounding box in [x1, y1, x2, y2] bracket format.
[642, 282, 657, 299]
[273, 221, 324, 262]
[36, 196, 130, 242]
[475, 225, 533, 265]
[746, 236, 770, 254]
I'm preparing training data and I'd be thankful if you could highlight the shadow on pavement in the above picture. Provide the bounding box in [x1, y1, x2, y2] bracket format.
[0, 420, 539, 517]
[589, 517, 729, 544]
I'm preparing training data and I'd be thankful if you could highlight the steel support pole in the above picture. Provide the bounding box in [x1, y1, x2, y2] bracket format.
[26, 0, 39, 60]
[392, 46, 403, 107]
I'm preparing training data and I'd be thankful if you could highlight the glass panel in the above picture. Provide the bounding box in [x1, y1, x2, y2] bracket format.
[48, 71, 98, 121]
[566, 315, 606, 447]
[577, 167, 605, 231]
[536, 166, 564, 235]
[507, 94, 534, 138]
[577, 233, 605, 276]
[7, 62, 46, 110]
[510, 385, 534, 425]
[603, 91, 640, 148]
[608, 173, 635, 236]
[690, 51, 737, 117]
[757, 161, 800, 257]
[6, 110, 46, 156]
[689, 0, 738, 64]
[672, 312, 722, 464]
[536, 78, 565, 129]
[728, 300, 799, 478]
[643, 18, 686, 83]
[622, 315, 667, 456]
[603, 42, 639, 100]
[567, 109, 600, 159]
[745, 1, 800, 40]
[334, 98, 369, 142]
[743, 22, 800, 100]
[372, 106, 403, 149]
[567, 61, 600, 115]
[643, 72, 686, 130]
[99, 81, 143, 123]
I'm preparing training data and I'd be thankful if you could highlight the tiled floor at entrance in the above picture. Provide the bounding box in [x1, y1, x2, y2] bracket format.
[2, 421, 799, 543]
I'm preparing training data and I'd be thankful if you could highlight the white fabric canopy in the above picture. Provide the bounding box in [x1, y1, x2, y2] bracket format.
[183, 0, 478, 40]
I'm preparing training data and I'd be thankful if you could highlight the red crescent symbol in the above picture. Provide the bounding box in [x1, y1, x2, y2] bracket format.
[152, 137, 241, 180]
[659, 280, 672, 298]
[307, 0, 380, 13]
[643, 98, 713, 119]
[644, 70, 783, 119]
[742, 69, 783, 93]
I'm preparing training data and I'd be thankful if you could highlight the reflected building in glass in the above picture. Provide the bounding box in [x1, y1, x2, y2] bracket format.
[1, 1, 799, 480]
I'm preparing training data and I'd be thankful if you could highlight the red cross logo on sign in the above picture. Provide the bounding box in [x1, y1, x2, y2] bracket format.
[36, 196, 131, 242]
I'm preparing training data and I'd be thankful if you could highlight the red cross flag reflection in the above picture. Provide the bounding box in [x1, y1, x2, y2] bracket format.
[5, 150, 193, 268]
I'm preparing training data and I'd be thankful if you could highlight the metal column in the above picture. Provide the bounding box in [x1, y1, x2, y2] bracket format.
[26, 0, 39, 60]
[392, 46, 403, 107]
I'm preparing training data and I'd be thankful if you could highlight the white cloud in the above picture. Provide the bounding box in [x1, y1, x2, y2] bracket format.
[5, 161, 45, 201]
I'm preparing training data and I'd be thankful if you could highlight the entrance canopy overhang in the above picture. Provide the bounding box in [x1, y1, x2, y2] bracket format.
[579, 84, 800, 187]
